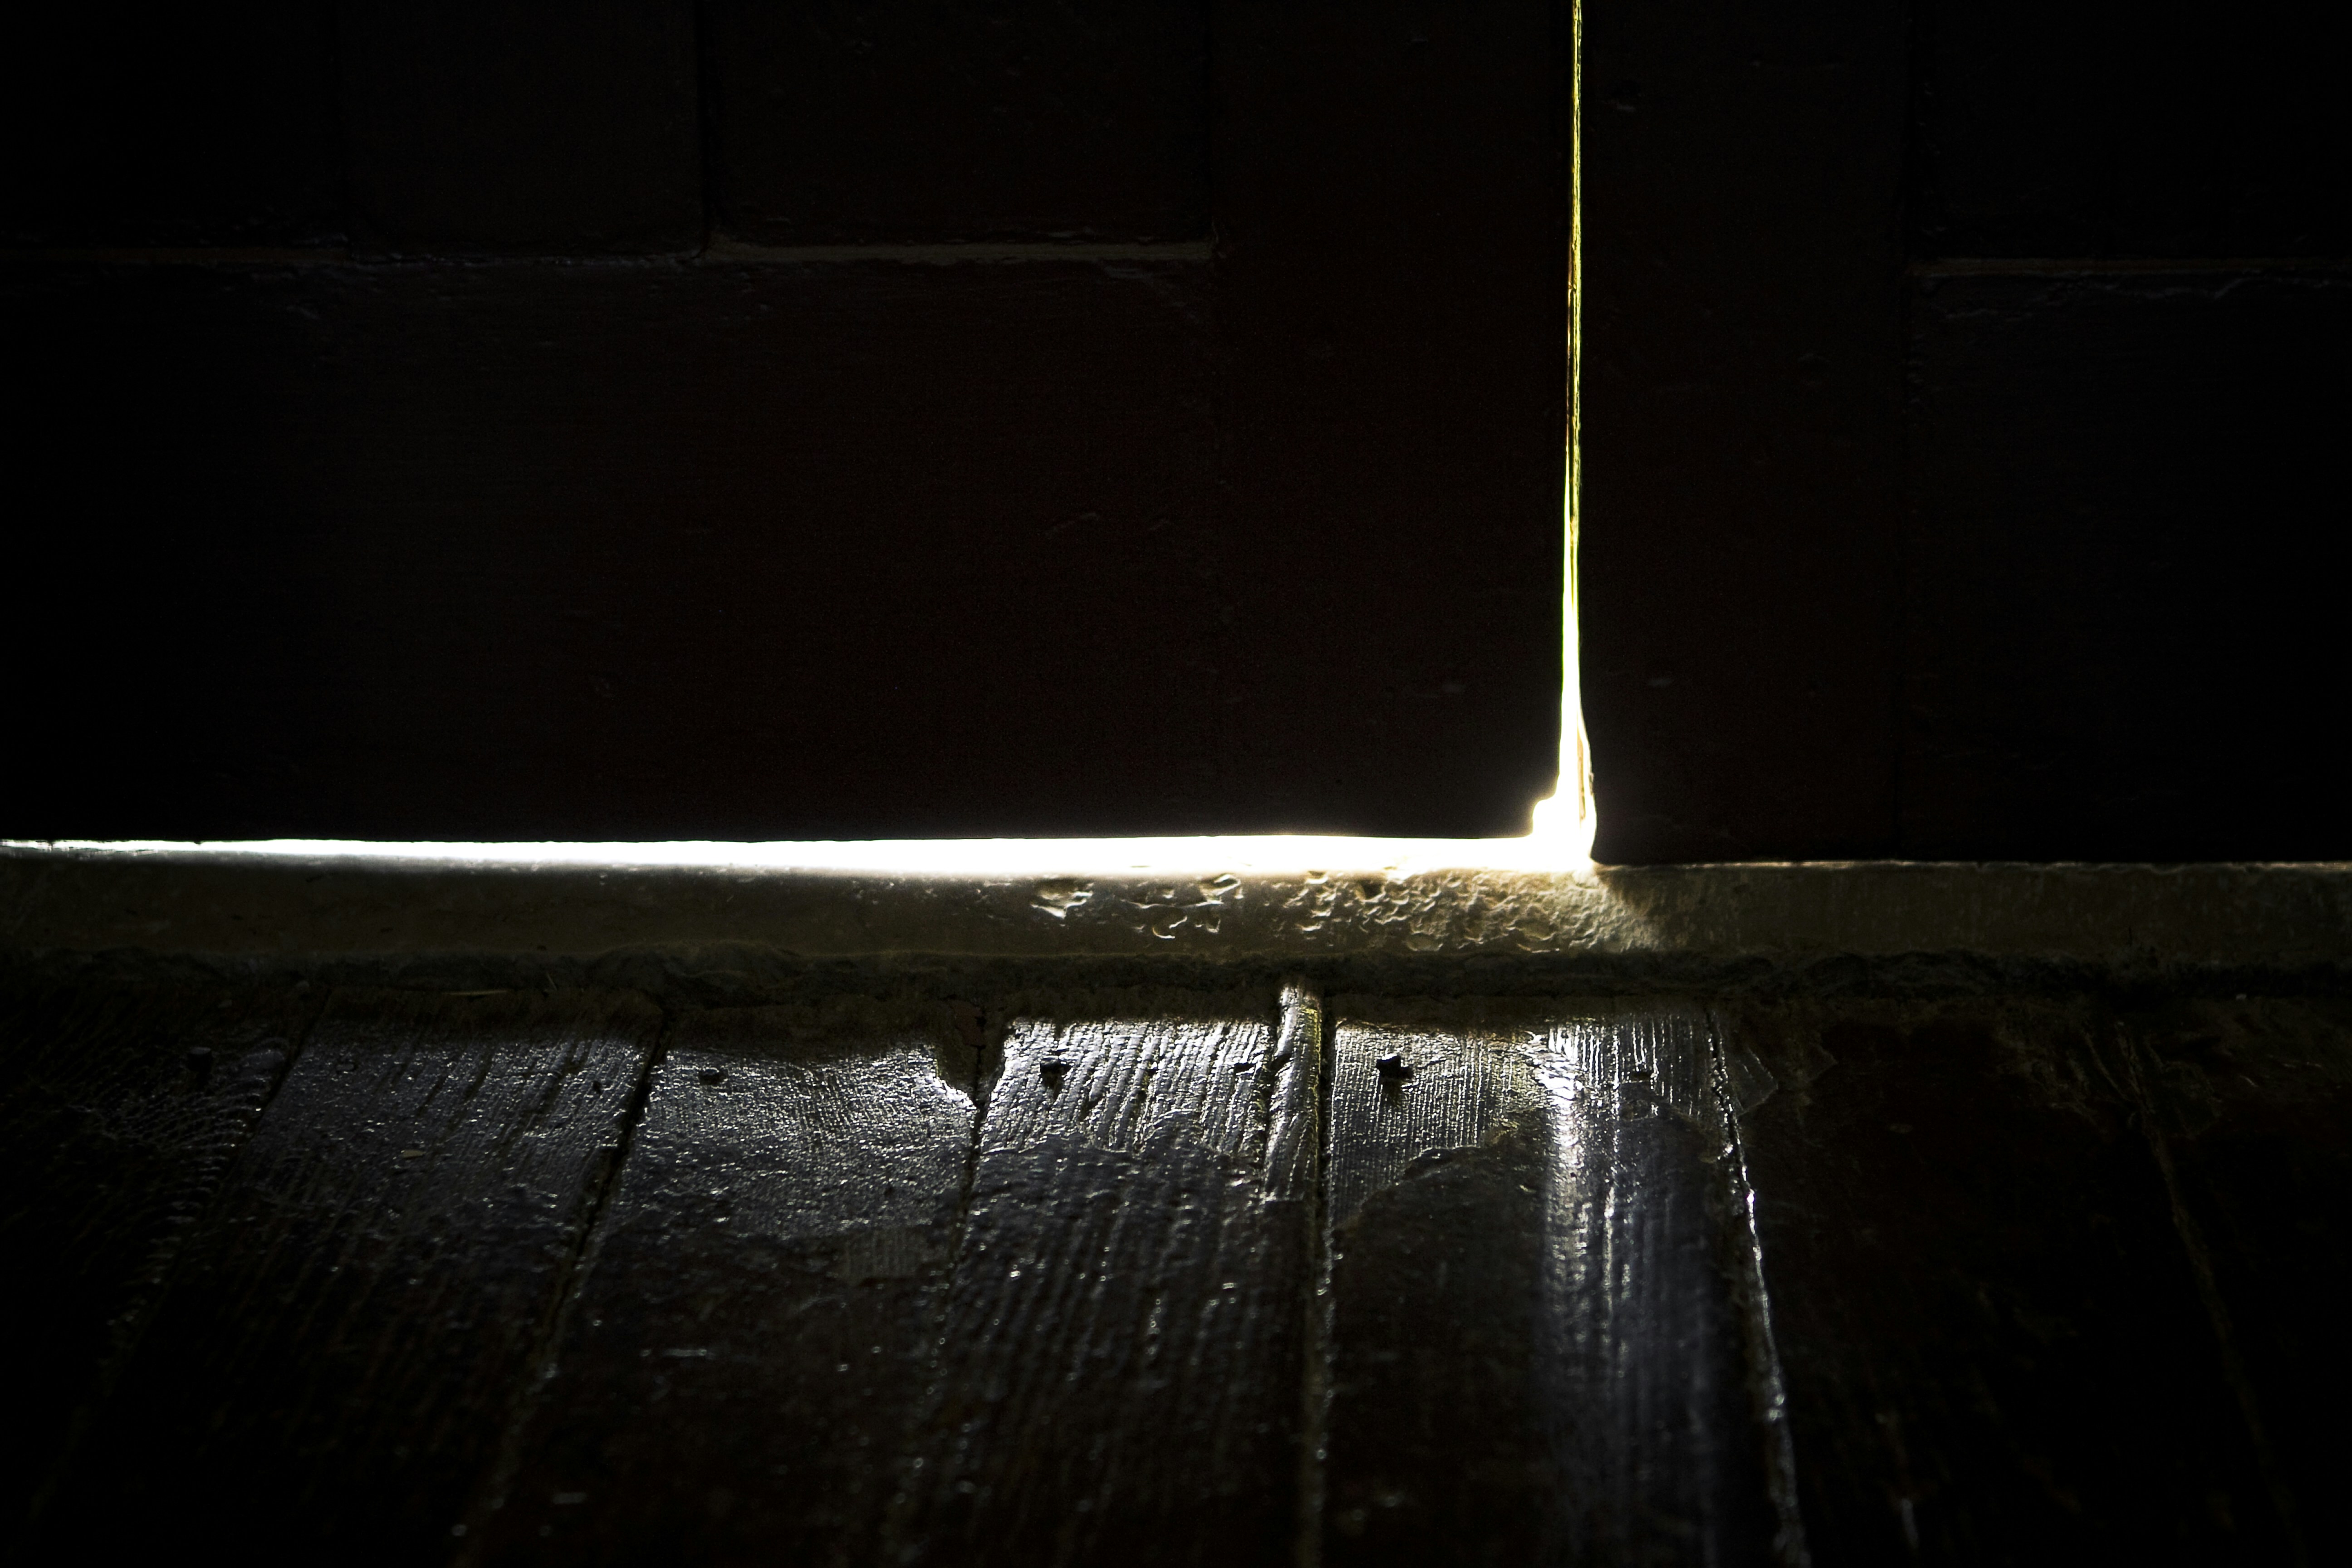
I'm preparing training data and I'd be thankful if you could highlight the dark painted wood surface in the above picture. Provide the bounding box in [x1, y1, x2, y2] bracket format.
[1915, 0, 2352, 258]
[2, 1, 1565, 843]
[2, 4, 343, 247]
[339, 0, 702, 255]
[1729, 999, 2297, 1563]
[1322, 998, 1790, 1566]
[2, 230, 1558, 840]
[1901, 268, 2352, 860]
[469, 997, 979, 1563]
[1213, 0, 1569, 838]
[1579, 0, 1907, 862]
[0, 977, 320, 1526]
[1576, 0, 2352, 860]
[887, 983, 1322, 1564]
[706, 0, 1210, 243]
[10, 1, 2352, 856]
[34, 987, 662, 1559]
[3, 256, 1222, 839]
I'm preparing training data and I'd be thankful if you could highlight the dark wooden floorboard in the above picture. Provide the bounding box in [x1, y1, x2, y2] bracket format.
[2124, 996, 2352, 1558]
[32, 986, 662, 1561]
[466, 996, 979, 1564]
[1321, 998, 1785, 1568]
[1729, 998, 2294, 1564]
[0, 975, 322, 1527]
[7, 971, 2345, 1563]
[884, 983, 1322, 1567]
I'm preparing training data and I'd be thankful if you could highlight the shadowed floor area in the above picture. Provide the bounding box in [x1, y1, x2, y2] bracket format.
[6, 956, 2347, 1559]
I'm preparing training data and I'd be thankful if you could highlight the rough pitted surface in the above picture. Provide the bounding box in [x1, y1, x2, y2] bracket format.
[10, 848, 2352, 980]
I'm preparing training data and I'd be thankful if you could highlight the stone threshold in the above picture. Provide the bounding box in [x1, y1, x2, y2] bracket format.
[6, 843, 2350, 989]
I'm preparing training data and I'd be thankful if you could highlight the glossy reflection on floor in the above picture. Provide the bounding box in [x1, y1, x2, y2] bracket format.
[6, 977, 2339, 1564]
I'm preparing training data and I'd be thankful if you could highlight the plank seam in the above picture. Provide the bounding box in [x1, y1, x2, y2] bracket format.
[451, 990, 673, 1561]
[1291, 978, 1333, 1568]
[1707, 1007, 1813, 1568]
[2109, 1018, 2309, 1568]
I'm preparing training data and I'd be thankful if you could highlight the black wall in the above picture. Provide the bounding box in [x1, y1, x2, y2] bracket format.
[6, 3, 2346, 858]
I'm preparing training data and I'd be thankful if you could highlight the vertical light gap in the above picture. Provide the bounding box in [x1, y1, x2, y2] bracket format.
[1531, 0, 1593, 859]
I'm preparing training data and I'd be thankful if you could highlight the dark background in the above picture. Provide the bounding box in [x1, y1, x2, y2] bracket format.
[4, 2, 2345, 859]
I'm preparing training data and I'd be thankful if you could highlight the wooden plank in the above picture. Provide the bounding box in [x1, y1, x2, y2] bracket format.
[0, 975, 320, 1525]
[1321, 997, 1789, 1566]
[2124, 995, 2352, 1555]
[463, 996, 980, 1563]
[1730, 998, 2294, 1562]
[31, 987, 662, 1556]
[885, 983, 1323, 1565]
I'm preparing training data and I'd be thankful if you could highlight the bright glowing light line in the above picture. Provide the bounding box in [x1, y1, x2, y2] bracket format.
[14, 833, 1589, 877]
[1529, 0, 1594, 862]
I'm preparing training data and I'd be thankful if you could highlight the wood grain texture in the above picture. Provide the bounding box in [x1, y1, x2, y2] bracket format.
[1321, 998, 1787, 1566]
[33, 987, 662, 1559]
[1730, 998, 2293, 1563]
[0, 976, 320, 1525]
[466, 996, 979, 1564]
[6, 963, 2350, 1561]
[886, 983, 1322, 1566]
[2123, 996, 2352, 1556]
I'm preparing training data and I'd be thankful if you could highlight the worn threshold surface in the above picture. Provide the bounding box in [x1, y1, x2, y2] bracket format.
[4, 966, 2342, 1565]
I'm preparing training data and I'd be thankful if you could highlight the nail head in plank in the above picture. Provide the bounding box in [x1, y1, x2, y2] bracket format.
[887, 984, 1323, 1566]
[1322, 997, 1786, 1566]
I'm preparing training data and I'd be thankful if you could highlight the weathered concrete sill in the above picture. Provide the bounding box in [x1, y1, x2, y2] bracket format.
[7, 843, 2352, 999]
